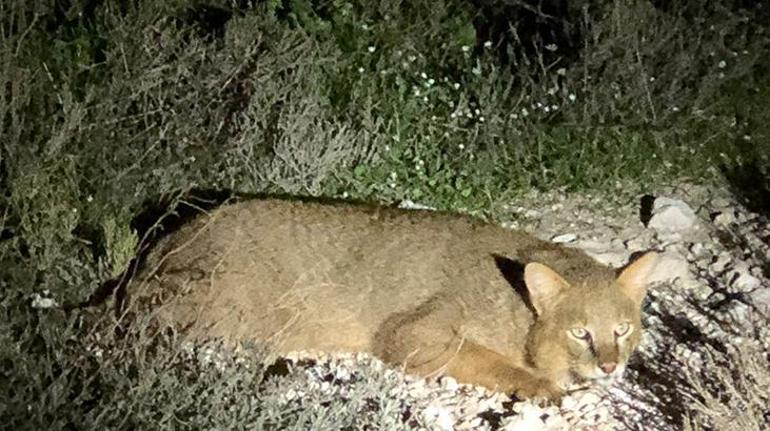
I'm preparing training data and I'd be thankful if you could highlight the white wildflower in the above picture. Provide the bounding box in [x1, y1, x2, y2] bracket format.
[368, 46, 376, 53]
[545, 43, 557, 51]
[483, 40, 492, 48]
[718, 60, 727, 68]
[556, 67, 566, 76]
[421, 72, 428, 79]
[453, 82, 460, 90]
[458, 143, 465, 150]
[461, 45, 470, 52]
[568, 93, 576, 102]
[358, 67, 365, 73]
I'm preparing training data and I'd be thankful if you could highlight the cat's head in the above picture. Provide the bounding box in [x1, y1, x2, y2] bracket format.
[524, 252, 659, 387]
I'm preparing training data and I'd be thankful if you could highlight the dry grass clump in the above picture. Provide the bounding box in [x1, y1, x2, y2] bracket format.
[683, 340, 770, 431]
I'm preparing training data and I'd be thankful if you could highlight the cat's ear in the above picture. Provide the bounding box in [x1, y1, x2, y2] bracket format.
[524, 262, 571, 315]
[616, 251, 659, 305]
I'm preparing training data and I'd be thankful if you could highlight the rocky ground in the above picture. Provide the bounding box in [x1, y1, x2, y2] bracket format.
[247, 181, 769, 430]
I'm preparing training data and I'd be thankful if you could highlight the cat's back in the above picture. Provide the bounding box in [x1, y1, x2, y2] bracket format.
[129, 198, 594, 353]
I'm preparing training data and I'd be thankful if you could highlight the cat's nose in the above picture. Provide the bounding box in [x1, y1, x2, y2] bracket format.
[600, 362, 617, 374]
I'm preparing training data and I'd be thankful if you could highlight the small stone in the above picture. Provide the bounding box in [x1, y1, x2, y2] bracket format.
[647, 197, 698, 233]
[712, 210, 737, 226]
[576, 391, 602, 407]
[398, 200, 436, 211]
[646, 252, 692, 286]
[524, 209, 541, 218]
[560, 394, 578, 410]
[503, 404, 548, 431]
[552, 233, 578, 243]
[712, 252, 732, 273]
[729, 269, 762, 291]
[688, 242, 708, 258]
[441, 376, 460, 391]
[748, 288, 770, 315]
[624, 237, 648, 252]
[543, 413, 568, 430]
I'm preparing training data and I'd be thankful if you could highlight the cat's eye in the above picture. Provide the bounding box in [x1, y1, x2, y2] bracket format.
[614, 322, 631, 337]
[569, 327, 590, 340]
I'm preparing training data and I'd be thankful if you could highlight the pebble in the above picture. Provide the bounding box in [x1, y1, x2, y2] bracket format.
[552, 233, 578, 243]
[729, 269, 762, 291]
[648, 197, 698, 232]
[712, 210, 737, 226]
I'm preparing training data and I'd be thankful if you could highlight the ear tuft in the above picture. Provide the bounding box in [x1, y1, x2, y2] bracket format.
[616, 251, 659, 304]
[524, 262, 570, 315]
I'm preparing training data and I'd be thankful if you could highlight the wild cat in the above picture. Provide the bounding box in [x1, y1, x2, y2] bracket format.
[125, 198, 659, 401]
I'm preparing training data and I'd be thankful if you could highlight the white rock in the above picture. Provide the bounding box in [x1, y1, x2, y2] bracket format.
[575, 391, 602, 407]
[712, 210, 737, 226]
[712, 252, 733, 273]
[422, 404, 455, 431]
[748, 288, 770, 314]
[647, 197, 698, 233]
[729, 269, 762, 291]
[543, 413, 568, 430]
[646, 252, 692, 286]
[503, 404, 548, 431]
[398, 200, 435, 211]
[551, 233, 578, 243]
[441, 376, 459, 391]
[524, 209, 541, 218]
[688, 242, 708, 259]
[575, 240, 628, 267]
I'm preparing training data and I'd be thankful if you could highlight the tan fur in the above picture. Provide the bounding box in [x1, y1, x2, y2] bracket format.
[126, 198, 660, 401]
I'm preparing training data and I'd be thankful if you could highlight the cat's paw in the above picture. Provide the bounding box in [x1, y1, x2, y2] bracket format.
[512, 377, 563, 405]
